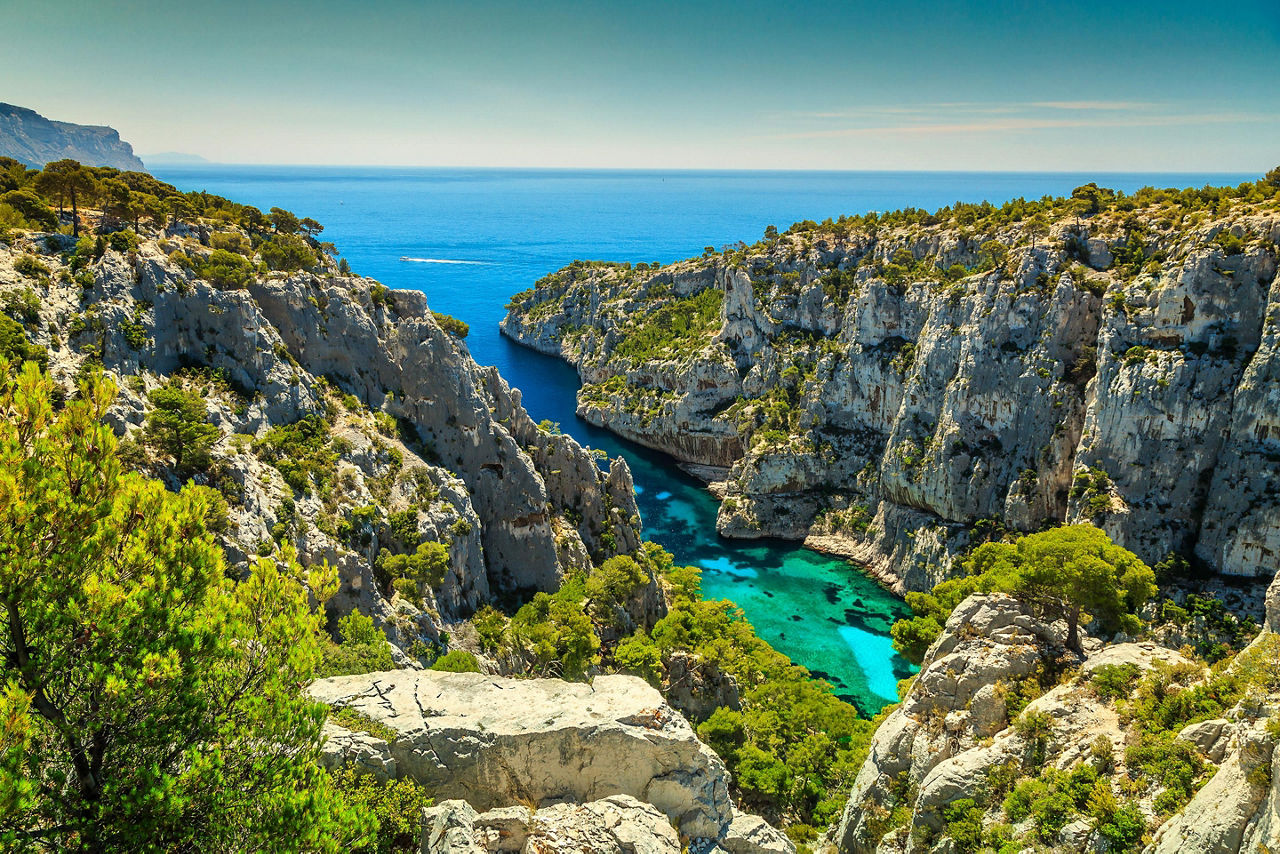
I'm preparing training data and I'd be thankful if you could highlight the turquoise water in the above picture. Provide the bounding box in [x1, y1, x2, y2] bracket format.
[151, 166, 1252, 713]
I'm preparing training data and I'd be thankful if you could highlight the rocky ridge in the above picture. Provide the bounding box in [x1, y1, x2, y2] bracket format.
[0, 225, 643, 657]
[829, 574, 1280, 853]
[0, 102, 148, 171]
[502, 187, 1280, 594]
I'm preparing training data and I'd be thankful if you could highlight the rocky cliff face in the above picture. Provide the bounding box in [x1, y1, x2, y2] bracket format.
[829, 583, 1280, 854]
[502, 194, 1280, 592]
[0, 225, 642, 656]
[0, 102, 147, 170]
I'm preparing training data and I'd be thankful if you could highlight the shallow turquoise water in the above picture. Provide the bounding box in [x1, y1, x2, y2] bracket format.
[150, 166, 1249, 714]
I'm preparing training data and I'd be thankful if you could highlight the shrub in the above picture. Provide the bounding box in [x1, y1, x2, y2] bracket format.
[1090, 663, 1141, 701]
[0, 189, 57, 230]
[430, 650, 481, 673]
[197, 248, 255, 289]
[612, 288, 721, 363]
[328, 766, 432, 854]
[379, 541, 451, 590]
[890, 614, 942, 665]
[585, 555, 647, 616]
[613, 631, 663, 684]
[122, 319, 148, 350]
[260, 234, 317, 271]
[1125, 731, 1205, 814]
[108, 230, 139, 253]
[1, 287, 41, 325]
[13, 254, 49, 278]
[254, 415, 337, 495]
[144, 381, 221, 476]
[432, 311, 469, 338]
[317, 611, 396, 677]
[472, 605, 509, 651]
[1213, 230, 1245, 255]
[0, 314, 47, 368]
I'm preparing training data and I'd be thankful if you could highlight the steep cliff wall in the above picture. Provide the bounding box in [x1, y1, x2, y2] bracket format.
[0, 102, 147, 171]
[0, 225, 642, 657]
[503, 185, 1280, 592]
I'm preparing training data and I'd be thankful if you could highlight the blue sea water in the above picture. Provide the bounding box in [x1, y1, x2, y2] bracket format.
[153, 165, 1253, 714]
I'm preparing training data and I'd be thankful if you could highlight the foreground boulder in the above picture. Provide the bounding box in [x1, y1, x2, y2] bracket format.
[421, 796, 682, 854]
[312, 670, 734, 839]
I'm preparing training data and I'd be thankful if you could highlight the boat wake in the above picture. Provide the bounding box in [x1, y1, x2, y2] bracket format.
[399, 256, 488, 265]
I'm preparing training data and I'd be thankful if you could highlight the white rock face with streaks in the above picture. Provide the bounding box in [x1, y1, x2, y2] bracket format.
[0, 230, 644, 656]
[420, 796, 683, 854]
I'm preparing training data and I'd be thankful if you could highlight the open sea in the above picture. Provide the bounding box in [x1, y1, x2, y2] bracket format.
[152, 166, 1253, 715]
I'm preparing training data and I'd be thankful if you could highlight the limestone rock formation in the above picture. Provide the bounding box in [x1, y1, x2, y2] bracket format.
[828, 583, 1280, 854]
[832, 594, 1069, 852]
[711, 812, 798, 854]
[829, 595, 1214, 853]
[504, 207, 1280, 593]
[310, 670, 735, 839]
[0, 102, 147, 170]
[421, 796, 683, 854]
[1148, 587, 1280, 854]
[0, 228, 643, 658]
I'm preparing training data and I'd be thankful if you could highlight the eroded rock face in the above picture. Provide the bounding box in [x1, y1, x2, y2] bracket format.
[311, 670, 734, 839]
[1151, 712, 1278, 853]
[1150, 624, 1280, 854]
[0, 231, 644, 656]
[503, 213, 1280, 592]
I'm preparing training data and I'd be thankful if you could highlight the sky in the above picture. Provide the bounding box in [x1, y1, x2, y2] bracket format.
[2, 0, 1278, 171]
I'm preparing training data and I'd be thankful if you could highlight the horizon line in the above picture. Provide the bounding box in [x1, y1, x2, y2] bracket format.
[142, 162, 1269, 177]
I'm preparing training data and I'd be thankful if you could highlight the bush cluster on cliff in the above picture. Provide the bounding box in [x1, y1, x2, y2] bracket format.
[892, 525, 1158, 663]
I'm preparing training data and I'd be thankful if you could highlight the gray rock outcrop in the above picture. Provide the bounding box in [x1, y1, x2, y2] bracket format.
[311, 670, 735, 839]
[832, 594, 1067, 852]
[830, 595, 1205, 853]
[1149, 591, 1280, 854]
[711, 812, 797, 854]
[0, 227, 645, 658]
[421, 796, 683, 854]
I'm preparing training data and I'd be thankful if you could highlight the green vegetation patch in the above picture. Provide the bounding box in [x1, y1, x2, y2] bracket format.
[254, 414, 339, 496]
[612, 288, 722, 363]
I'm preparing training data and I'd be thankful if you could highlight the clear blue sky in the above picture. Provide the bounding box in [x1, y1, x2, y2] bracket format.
[4, 0, 1278, 170]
